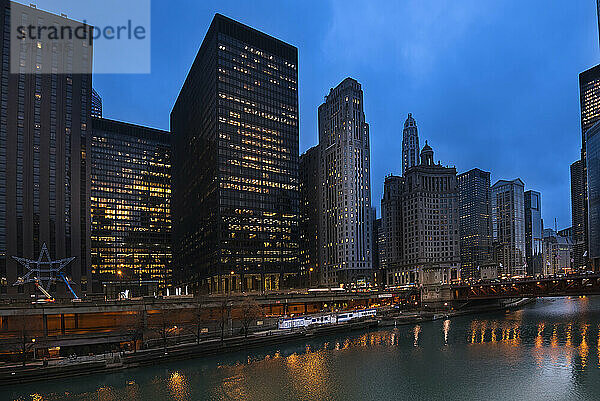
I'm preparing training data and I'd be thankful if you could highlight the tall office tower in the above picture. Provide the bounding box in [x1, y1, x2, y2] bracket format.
[402, 113, 419, 176]
[90, 118, 172, 293]
[0, 1, 92, 297]
[384, 143, 460, 286]
[171, 14, 299, 293]
[318, 77, 373, 286]
[457, 168, 492, 280]
[91, 88, 102, 118]
[381, 175, 403, 283]
[571, 159, 587, 270]
[491, 179, 526, 277]
[371, 215, 382, 285]
[524, 190, 543, 276]
[587, 121, 600, 271]
[299, 146, 320, 287]
[375, 217, 385, 286]
[575, 64, 600, 270]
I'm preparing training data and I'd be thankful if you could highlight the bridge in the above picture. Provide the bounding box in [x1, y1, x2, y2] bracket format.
[451, 273, 600, 300]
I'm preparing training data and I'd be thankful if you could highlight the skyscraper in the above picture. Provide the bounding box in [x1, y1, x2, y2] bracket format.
[90, 118, 171, 293]
[457, 168, 492, 280]
[571, 159, 587, 270]
[491, 179, 526, 277]
[524, 190, 543, 276]
[171, 14, 299, 293]
[91, 88, 102, 118]
[587, 121, 600, 271]
[384, 143, 460, 286]
[573, 64, 600, 271]
[318, 77, 373, 286]
[0, 1, 92, 297]
[402, 113, 419, 176]
[299, 146, 320, 286]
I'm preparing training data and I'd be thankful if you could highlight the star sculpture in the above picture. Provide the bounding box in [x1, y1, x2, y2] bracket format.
[12, 243, 75, 291]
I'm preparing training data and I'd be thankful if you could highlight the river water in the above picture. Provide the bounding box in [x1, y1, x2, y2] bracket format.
[5, 296, 600, 401]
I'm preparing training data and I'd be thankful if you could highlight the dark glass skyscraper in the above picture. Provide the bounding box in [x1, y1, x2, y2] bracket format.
[524, 190, 543, 276]
[587, 121, 600, 271]
[299, 146, 319, 286]
[90, 118, 171, 291]
[171, 14, 299, 293]
[457, 168, 492, 280]
[0, 1, 92, 297]
[91, 88, 102, 118]
[573, 64, 600, 271]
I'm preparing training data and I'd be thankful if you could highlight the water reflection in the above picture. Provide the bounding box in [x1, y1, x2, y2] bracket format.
[6, 297, 600, 401]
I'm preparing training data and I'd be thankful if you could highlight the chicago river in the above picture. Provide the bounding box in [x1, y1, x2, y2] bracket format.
[4, 296, 600, 401]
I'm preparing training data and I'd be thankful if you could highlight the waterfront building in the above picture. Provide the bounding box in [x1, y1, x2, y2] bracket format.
[91, 88, 102, 118]
[90, 118, 171, 293]
[299, 146, 320, 287]
[0, 1, 92, 297]
[373, 216, 384, 286]
[457, 168, 492, 280]
[524, 190, 543, 276]
[587, 121, 600, 271]
[317, 78, 373, 287]
[571, 159, 588, 271]
[491, 179, 526, 277]
[573, 64, 600, 271]
[383, 143, 460, 286]
[171, 14, 300, 293]
[542, 229, 574, 276]
[402, 113, 419, 176]
[381, 175, 403, 283]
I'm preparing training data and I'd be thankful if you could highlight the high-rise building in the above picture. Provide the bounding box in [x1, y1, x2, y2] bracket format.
[574, 64, 600, 271]
[381, 175, 403, 282]
[571, 159, 587, 270]
[299, 146, 319, 286]
[457, 168, 492, 280]
[171, 14, 300, 293]
[524, 190, 543, 276]
[91, 88, 102, 118]
[491, 179, 526, 277]
[0, 1, 92, 297]
[587, 121, 600, 270]
[318, 78, 373, 286]
[384, 143, 460, 286]
[90, 118, 171, 293]
[402, 113, 419, 176]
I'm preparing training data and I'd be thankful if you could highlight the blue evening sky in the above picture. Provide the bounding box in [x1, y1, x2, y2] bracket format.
[87, 1, 596, 227]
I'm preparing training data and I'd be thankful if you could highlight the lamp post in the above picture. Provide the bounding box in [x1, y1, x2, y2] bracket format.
[117, 270, 123, 299]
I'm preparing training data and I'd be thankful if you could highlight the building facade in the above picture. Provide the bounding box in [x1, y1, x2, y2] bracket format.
[571, 159, 587, 271]
[90, 118, 171, 293]
[587, 121, 600, 271]
[381, 175, 403, 283]
[491, 179, 526, 277]
[457, 168, 492, 280]
[524, 190, 543, 276]
[171, 14, 300, 293]
[299, 146, 319, 287]
[542, 229, 574, 276]
[318, 78, 373, 287]
[402, 113, 419, 176]
[0, 1, 92, 297]
[573, 64, 600, 271]
[384, 143, 460, 286]
[91, 88, 102, 118]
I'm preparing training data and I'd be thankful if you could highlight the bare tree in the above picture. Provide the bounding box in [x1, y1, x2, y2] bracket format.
[240, 298, 263, 338]
[215, 298, 230, 344]
[14, 315, 36, 366]
[193, 299, 206, 345]
[148, 309, 182, 353]
[129, 309, 146, 353]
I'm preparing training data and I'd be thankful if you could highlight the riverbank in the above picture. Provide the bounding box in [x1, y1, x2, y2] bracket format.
[0, 299, 532, 385]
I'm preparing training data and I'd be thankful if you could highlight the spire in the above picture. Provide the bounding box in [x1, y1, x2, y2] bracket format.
[402, 113, 420, 176]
